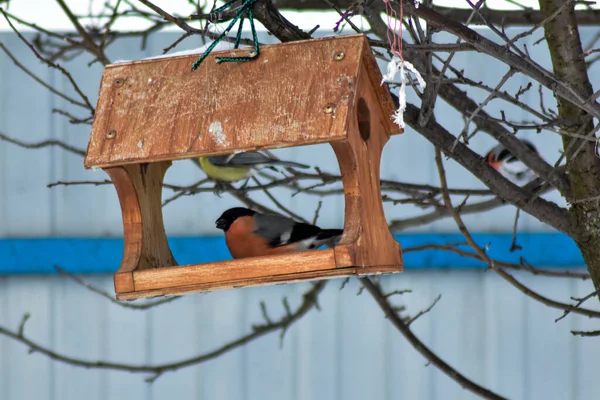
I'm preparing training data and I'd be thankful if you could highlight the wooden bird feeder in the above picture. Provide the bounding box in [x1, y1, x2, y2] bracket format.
[84, 34, 404, 300]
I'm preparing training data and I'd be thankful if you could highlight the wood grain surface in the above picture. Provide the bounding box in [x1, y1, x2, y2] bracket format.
[85, 34, 400, 168]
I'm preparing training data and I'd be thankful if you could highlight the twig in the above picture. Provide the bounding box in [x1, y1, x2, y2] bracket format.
[251, 176, 310, 223]
[52, 109, 94, 125]
[55, 0, 110, 65]
[0, 281, 325, 381]
[18, 313, 31, 337]
[137, 0, 205, 34]
[407, 1, 600, 123]
[259, 301, 273, 324]
[55, 266, 181, 310]
[161, 178, 211, 207]
[509, 208, 522, 252]
[434, 146, 600, 319]
[581, 47, 600, 59]
[571, 329, 600, 337]
[555, 290, 599, 323]
[98, 0, 123, 50]
[0, 43, 90, 109]
[339, 277, 351, 290]
[384, 289, 412, 298]
[453, 68, 517, 150]
[402, 101, 573, 240]
[403, 243, 591, 280]
[47, 180, 112, 188]
[291, 171, 494, 197]
[0, 8, 95, 113]
[221, 182, 280, 215]
[322, 0, 362, 34]
[0, 131, 85, 156]
[406, 294, 441, 326]
[361, 278, 507, 400]
[397, 38, 571, 196]
[0, 9, 83, 46]
[388, 174, 560, 231]
[312, 200, 323, 225]
[417, 0, 485, 127]
[507, 0, 574, 45]
[162, 31, 193, 54]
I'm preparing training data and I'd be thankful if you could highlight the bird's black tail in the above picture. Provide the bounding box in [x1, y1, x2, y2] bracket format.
[316, 229, 344, 241]
[272, 160, 311, 169]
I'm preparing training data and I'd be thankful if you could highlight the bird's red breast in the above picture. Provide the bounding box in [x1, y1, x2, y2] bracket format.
[224, 215, 304, 259]
[487, 151, 502, 171]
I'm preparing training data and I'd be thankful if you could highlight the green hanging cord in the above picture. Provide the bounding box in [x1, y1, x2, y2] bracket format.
[233, 16, 245, 49]
[191, 10, 244, 70]
[249, 9, 259, 55]
[216, 8, 259, 64]
[191, 0, 260, 71]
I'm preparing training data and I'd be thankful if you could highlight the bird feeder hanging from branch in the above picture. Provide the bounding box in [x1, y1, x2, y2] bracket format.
[84, 34, 404, 300]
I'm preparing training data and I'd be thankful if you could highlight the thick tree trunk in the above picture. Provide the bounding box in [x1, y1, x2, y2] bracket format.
[539, 0, 600, 295]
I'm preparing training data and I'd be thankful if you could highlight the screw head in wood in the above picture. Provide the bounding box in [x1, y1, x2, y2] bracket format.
[105, 130, 117, 140]
[113, 78, 125, 88]
[248, 50, 257, 57]
[333, 51, 345, 61]
[323, 103, 336, 114]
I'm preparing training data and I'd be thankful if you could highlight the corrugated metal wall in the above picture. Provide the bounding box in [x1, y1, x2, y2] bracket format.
[1, 273, 598, 400]
[1, 27, 599, 399]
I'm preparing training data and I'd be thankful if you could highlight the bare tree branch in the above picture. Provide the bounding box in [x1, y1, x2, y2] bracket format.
[0, 281, 326, 382]
[571, 329, 600, 337]
[55, 266, 181, 310]
[0, 43, 90, 109]
[0, 8, 95, 113]
[402, 102, 573, 239]
[361, 277, 508, 400]
[404, 243, 591, 280]
[404, 0, 600, 122]
[0, 131, 85, 156]
[55, 0, 110, 65]
[434, 146, 600, 319]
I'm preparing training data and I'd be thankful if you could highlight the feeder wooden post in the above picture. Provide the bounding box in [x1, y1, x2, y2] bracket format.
[104, 162, 176, 293]
[84, 34, 405, 300]
[331, 51, 402, 270]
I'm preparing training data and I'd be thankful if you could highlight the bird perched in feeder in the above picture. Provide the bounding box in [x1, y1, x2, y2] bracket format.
[486, 139, 539, 186]
[215, 207, 343, 259]
[197, 152, 310, 183]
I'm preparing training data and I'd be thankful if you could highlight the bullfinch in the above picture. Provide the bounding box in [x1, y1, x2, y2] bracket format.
[486, 139, 539, 186]
[215, 207, 344, 259]
[198, 152, 310, 183]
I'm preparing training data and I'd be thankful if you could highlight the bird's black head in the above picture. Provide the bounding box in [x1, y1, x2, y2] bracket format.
[215, 207, 257, 231]
[489, 139, 537, 163]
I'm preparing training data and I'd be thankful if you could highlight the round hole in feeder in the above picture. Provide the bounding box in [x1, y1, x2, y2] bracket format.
[357, 97, 370, 142]
[113, 78, 124, 88]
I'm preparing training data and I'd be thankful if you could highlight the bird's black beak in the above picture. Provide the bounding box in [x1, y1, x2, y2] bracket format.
[215, 218, 227, 230]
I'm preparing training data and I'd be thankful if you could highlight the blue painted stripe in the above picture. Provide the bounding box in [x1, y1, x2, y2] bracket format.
[0, 233, 583, 274]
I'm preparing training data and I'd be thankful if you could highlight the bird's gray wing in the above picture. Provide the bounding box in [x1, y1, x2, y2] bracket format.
[253, 213, 297, 247]
[208, 152, 310, 169]
[229, 152, 310, 168]
[208, 152, 272, 167]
